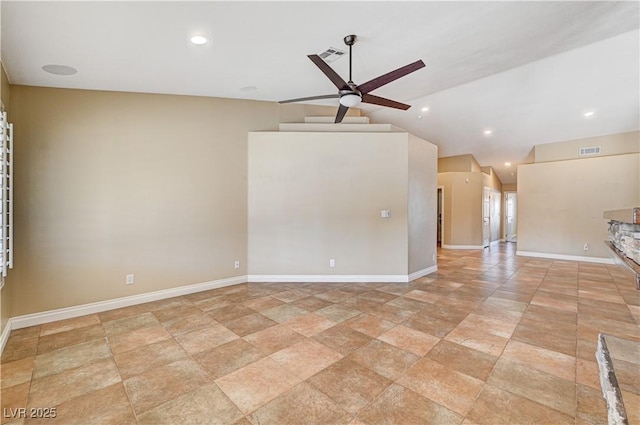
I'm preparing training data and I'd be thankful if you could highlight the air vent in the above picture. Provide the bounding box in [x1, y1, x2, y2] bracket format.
[318, 47, 345, 63]
[579, 146, 601, 156]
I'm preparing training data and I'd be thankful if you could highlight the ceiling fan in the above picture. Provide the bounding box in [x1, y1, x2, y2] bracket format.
[280, 34, 426, 123]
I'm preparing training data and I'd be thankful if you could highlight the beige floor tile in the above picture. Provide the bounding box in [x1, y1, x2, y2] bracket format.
[426, 340, 498, 381]
[123, 359, 211, 415]
[137, 383, 243, 425]
[0, 357, 34, 389]
[248, 382, 353, 425]
[378, 325, 440, 356]
[575, 383, 608, 425]
[312, 325, 372, 356]
[348, 340, 419, 380]
[397, 358, 484, 416]
[501, 339, 576, 382]
[270, 339, 343, 380]
[456, 313, 518, 338]
[466, 384, 574, 425]
[223, 313, 278, 337]
[28, 358, 121, 409]
[175, 324, 238, 355]
[0, 335, 34, 363]
[108, 325, 172, 355]
[114, 338, 187, 379]
[343, 313, 395, 338]
[290, 296, 333, 312]
[24, 383, 136, 425]
[36, 324, 105, 355]
[102, 312, 160, 336]
[283, 313, 336, 337]
[315, 304, 362, 323]
[208, 304, 257, 323]
[163, 312, 217, 337]
[243, 324, 306, 355]
[39, 315, 100, 337]
[215, 357, 302, 414]
[194, 339, 266, 380]
[487, 358, 576, 417]
[242, 295, 286, 311]
[260, 304, 309, 324]
[445, 326, 509, 357]
[357, 384, 462, 425]
[308, 358, 392, 414]
[33, 338, 112, 380]
[1, 382, 30, 425]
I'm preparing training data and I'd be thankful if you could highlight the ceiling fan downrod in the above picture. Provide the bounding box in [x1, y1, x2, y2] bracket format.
[344, 34, 357, 84]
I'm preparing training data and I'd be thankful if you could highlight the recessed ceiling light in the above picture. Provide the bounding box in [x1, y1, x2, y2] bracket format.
[190, 35, 209, 45]
[417, 115, 423, 119]
[42, 64, 78, 76]
[240, 86, 257, 92]
[421, 106, 429, 112]
[483, 129, 493, 136]
[583, 110, 596, 118]
[505, 162, 511, 167]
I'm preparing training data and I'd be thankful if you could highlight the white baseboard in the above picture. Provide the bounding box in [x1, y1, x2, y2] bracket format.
[408, 265, 438, 282]
[490, 240, 500, 247]
[247, 274, 413, 283]
[9, 275, 247, 331]
[516, 251, 615, 264]
[0, 318, 12, 354]
[442, 244, 484, 250]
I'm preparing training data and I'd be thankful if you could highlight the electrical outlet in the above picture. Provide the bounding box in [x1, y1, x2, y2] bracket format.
[432, 254, 436, 262]
[126, 274, 134, 285]
[234, 260, 240, 269]
[583, 243, 589, 251]
[329, 259, 335, 267]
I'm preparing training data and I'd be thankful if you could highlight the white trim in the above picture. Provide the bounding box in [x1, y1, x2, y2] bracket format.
[442, 244, 484, 250]
[247, 274, 412, 283]
[0, 317, 12, 354]
[408, 265, 438, 281]
[490, 240, 500, 247]
[9, 275, 246, 330]
[516, 251, 615, 264]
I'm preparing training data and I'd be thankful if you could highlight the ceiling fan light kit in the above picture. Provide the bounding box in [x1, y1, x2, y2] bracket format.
[280, 34, 426, 123]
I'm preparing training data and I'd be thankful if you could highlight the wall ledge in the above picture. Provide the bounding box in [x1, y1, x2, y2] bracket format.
[516, 250, 615, 264]
[6, 275, 247, 333]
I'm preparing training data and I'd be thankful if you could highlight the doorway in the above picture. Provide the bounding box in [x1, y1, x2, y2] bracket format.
[482, 187, 491, 248]
[505, 191, 517, 242]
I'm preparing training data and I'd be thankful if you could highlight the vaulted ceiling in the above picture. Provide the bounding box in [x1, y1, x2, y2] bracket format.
[2, 1, 639, 183]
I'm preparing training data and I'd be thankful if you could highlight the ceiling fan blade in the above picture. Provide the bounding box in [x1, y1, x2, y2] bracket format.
[308, 55, 350, 91]
[335, 104, 349, 123]
[361, 93, 411, 110]
[279, 94, 339, 104]
[357, 60, 426, 94]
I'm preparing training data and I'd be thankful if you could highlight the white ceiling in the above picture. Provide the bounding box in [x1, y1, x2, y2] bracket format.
[2, 1, 639, 184]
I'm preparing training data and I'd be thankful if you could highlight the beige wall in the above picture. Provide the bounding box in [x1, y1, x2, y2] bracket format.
[437, 154, 480, 173]
[8, 85, 340, 316]
[437, 172, 483, 247]
[408, 134, 438, 274]
[518, 152, 640, 259]
[534, 131, 639, 163]
[248, 131, 413, 276]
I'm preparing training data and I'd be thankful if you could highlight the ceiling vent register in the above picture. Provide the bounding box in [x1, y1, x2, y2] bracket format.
[318, 48, 346, 63]
[579, 146, 601, 156]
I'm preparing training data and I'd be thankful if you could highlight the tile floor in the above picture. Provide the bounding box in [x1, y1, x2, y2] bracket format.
[1, 243, 639, 424]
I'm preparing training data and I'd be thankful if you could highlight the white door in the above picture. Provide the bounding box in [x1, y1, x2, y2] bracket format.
[505, 192, 517, 242]
[482, 187, 491, 248]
